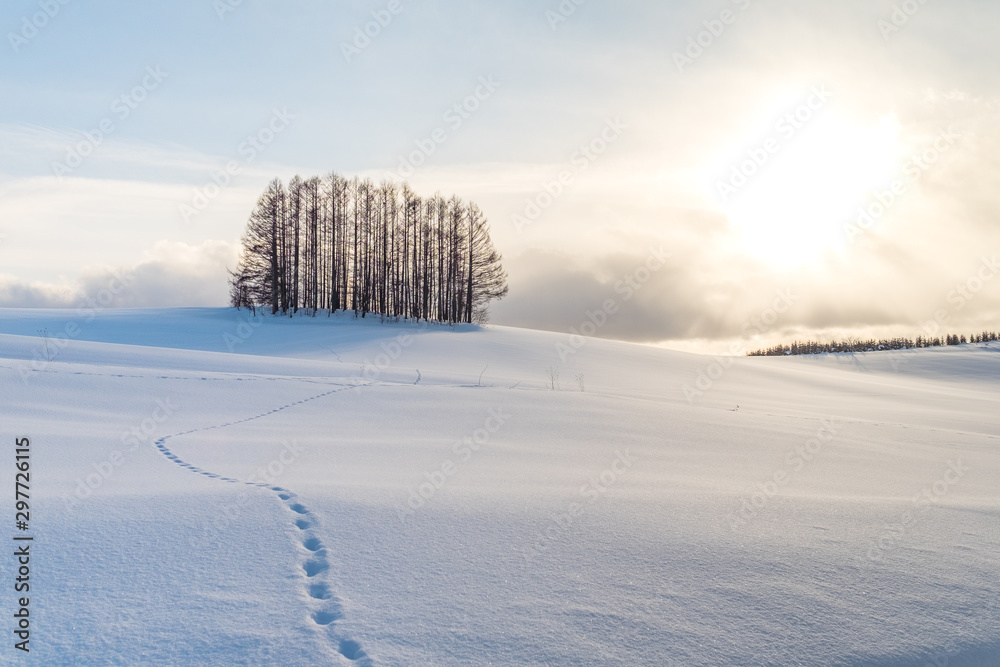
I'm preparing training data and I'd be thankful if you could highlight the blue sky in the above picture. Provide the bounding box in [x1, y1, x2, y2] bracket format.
[2, 0, 661, 170]
[1, 0, 998, 349]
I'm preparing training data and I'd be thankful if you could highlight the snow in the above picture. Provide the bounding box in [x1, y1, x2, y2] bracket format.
[1, 307, 999, 665]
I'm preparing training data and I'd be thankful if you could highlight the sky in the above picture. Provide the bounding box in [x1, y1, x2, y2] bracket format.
[1, 0, 998, 352]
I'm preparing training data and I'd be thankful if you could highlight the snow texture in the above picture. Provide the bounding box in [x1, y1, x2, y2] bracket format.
[1, 308, 999, 665]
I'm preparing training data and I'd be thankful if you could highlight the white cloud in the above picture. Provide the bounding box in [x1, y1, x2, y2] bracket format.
[0, 240, 236, 309]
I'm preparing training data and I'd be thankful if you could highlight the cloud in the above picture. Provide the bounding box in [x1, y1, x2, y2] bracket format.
[3, 0, 1000, 351]
[491, 247, 714, 343]
[493, 234, 1000, 346]
[0, 279, 76, 309]
[0, 240, 235, 309]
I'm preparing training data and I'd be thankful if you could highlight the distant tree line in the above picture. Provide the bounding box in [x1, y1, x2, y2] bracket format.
[228, 174, 508, 323]
[748, 331, 1000, 357]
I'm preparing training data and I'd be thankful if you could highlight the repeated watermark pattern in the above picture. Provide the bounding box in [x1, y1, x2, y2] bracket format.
[888, 253, 998, 372]
[7, 0, 72, 53]
[730, 417, 843, 530]
[715, 86, 833, 204]
[179, 107, 295, 223]
[14, 269, 134, 384]
[865, 459, 968, 562]
[196, 439, 307, 543]
[52, 66, 169, 179]
[545, 0, 587, 31]
[672, 0, 753, 72]
[844, 126, 959, 243]
[340, 0, 410, 64]
[396, 407, 511, 523]
[213, 0, 245, 21]
[62, 397, 178, 512]
[878, 0, 933, 40]
[393, 76, 501, 180]
[556, 246, 670, 362]
[682, 288, 797, 403]
[512, 117, 627, 232]
[522, 449, 636, 561]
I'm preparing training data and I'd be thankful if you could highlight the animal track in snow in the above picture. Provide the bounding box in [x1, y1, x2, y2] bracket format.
[151, 383, 372, 664]
[309, 582, 333, 600]
[314, 610, 343, 626]
[304, 557, 330, 578]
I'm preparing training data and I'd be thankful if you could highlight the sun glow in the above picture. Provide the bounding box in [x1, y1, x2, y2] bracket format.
[712, 113, 902, 267]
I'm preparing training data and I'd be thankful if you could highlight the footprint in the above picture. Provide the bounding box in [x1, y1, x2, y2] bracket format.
[308, 582, 333, 600]
[303, 558, 329, 577]
[147, 386, 370, 661]
[312, 610, 342, 625]
[338, 640, 367, 661]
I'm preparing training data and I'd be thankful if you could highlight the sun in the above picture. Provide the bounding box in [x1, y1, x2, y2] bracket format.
[711, 113, 902, 267]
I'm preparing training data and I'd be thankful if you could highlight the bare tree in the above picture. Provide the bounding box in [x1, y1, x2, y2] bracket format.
[228, 173, 508, 324]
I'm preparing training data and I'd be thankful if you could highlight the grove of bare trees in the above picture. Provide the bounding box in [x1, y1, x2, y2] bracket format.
[228, 174, 508, 324]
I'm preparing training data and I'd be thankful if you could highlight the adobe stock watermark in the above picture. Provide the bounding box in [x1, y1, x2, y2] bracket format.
[523, 449, 637, 561]
[889, 254, 999, 372]
[729, 417, 843, 530]
[945, 254, 999, 311]
[920, 254, 1000, 341]
[222, 312, 265, 352]
[213, 0, 245, 21]
[196, 439, 307, 543]
[357, 332, 416, 382]
[715, 85, 833, 204]
[15, 269, 134, 384]
[844, 126, 959, 244]
[62, 397, 177, 512]
[340, 0, 409, 64]
[865, 459, 968, 563]
[672, 0, 752, 73]
[512, 117, 627, 232]
[556, 246, 671, 362]
[8, 0, 72, 53]
[682, 288, 797, 403]
[395, 407, 511, 523]
[878, 0, 932, 41]
[545, 0, 587, 31]
[52, 66, 169, 179]
[179, 107, 295, 223]
[393, 75, 501, 180]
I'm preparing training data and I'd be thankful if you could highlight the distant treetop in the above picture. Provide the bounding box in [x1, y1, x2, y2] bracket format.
[748, 331, 998, 356]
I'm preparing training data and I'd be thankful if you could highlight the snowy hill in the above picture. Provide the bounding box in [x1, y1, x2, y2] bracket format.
[1, 308, 999, 665]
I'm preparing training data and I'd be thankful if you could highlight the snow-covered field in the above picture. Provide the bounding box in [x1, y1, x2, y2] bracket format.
[1, 307, 999, 666]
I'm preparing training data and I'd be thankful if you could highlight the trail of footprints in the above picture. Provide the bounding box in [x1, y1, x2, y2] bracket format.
[3, 362, 347, 387]
[152, 382, 373, 664]
[279, 491, 369, 663]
